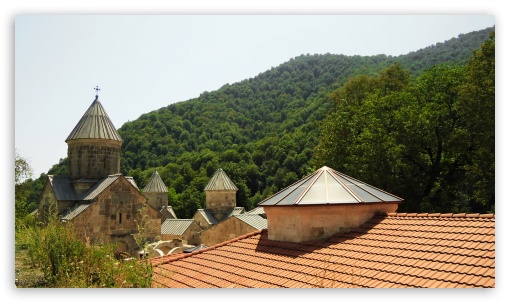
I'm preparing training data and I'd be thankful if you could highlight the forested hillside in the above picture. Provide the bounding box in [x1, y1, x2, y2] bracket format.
[314, 32, 495, 214]
[19, 26, 494, 219]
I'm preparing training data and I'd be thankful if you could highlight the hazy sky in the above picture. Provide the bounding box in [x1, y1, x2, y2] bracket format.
[14, 14, 495, 178]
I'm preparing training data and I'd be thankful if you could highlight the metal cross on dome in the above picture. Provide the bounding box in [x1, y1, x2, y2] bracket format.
[94, 86, 100, 96]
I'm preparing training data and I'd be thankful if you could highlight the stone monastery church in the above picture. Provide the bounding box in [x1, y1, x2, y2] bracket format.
[37, 93, 266, 255]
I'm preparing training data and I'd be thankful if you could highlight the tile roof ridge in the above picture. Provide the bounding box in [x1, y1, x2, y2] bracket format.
[153, 230, 264, 266]
[385, 212, 495, 218]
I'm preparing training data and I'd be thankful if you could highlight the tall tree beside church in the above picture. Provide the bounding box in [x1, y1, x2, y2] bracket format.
[313, 36, 495, 213]
[457, 32, 495, 211]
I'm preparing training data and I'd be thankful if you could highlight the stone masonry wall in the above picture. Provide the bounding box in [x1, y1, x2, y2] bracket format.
[71, 177, 161, 253]
[38, 182, 59, 222]
[199, 217, 258, 247]
[205, 190, 236, 213]
[145, 192, 168, 210]
[193, 212, 214, 230]
[67, 139, 122, 180]
[264, 203, 400, 243]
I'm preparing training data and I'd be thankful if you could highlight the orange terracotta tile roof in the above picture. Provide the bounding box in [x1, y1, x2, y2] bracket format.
[151, 212, 495, 288]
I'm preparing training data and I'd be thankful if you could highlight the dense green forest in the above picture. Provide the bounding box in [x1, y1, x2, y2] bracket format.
[18, 26, 495, 219]
[313, 32, 494, 213]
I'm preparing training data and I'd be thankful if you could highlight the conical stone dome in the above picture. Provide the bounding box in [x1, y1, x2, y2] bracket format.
[143, 170, 169, 210]
[66, 96, 122, 142]
[66, 95, 123, 180]
[204, 168, 238, 191]
[143, 171, 168, 193]
[204, 168, 238, 213]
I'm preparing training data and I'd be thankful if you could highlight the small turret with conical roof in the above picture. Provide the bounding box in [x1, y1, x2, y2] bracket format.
[66, 92, 123, 181]
[204, 168, 238, 214]
[143, 170, 169, 210]
[258, 166, 403, 243]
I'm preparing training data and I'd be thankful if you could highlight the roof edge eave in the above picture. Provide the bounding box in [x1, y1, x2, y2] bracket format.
[262, 201, 403, 207]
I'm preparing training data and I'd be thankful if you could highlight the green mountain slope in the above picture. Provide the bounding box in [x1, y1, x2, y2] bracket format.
[22, 26, 494, 218]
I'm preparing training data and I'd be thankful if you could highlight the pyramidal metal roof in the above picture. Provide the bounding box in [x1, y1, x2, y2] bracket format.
[143, 171, 168, 193]
[66, 96, 123, 142]
[204, 168, 238, 191]
[258, 166, 403, 206]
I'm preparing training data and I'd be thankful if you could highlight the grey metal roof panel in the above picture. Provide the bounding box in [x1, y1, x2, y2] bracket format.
[246, 207, 265, 215]
[234, 214, 268, 230]
[48, 175, 79, 201]
[80, 174, 122, 200]
[226, 207, 245, 218]
[204, 168, 238, 191]
[61, 203, 93, 220]
[161, 219, 195, 235]
[143, 171, 168, 193]
[258, 166, 403, 206]
[197, 209, 219, 225]
[65, 97, 123, 142]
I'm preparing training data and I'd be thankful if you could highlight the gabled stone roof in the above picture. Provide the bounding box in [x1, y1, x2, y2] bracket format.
[259, 166, 403, 206]
[143, 170, 168, 193]
[81, 174, 124, 200]
[48, 174, 138, 202]
[225, 207, 245, 218]
[66, 96, 123, 142]
[151, 213, 495, 288]
[61, 203, 93, 221]
[195, 207, 245, 225]
[48, 175, 79, 201]
[47, 174, 140, 221]
[161, 206, 177, 219]
[204, 168, 238, 191]
[196, 209, 220, 225]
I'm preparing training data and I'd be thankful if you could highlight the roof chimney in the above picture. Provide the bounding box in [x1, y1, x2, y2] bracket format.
[258, 166, 403, 242]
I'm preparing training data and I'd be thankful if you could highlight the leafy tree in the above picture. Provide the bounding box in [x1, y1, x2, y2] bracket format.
[15, 150, 33, 221]
[15, 150, 32, 184]
[456, 32, 495, 211]
[313, 37, 495, 213]
[16, 213, 153, 287]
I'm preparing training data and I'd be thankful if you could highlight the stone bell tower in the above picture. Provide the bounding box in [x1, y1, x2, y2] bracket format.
[143, 170, 169, 210]
[204, 168, 238, 216]
[65, 88, 123, 194]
